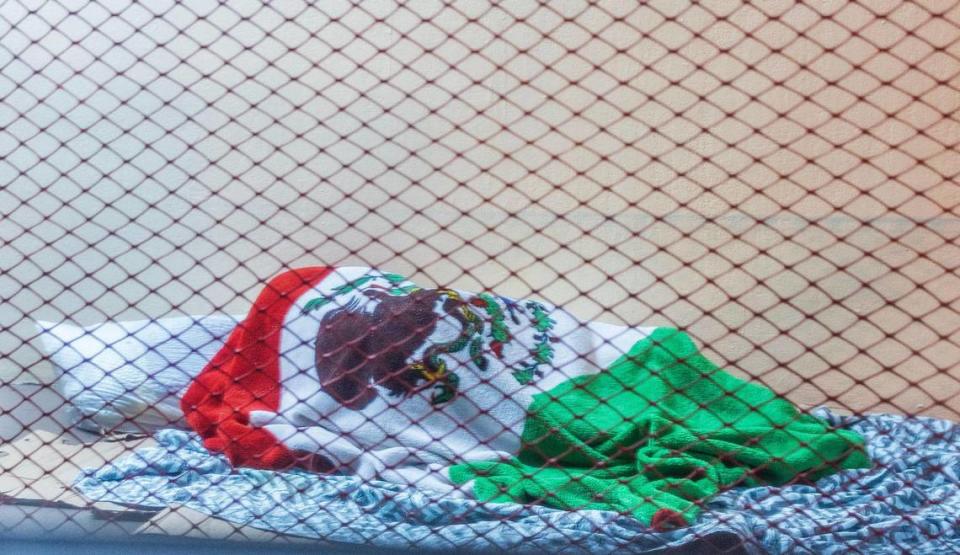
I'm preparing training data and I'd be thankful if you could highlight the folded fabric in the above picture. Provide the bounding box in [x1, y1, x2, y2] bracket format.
[73, 409, 960, 554]
[180, 266, 867, 527]
[450, 328, 869, 527]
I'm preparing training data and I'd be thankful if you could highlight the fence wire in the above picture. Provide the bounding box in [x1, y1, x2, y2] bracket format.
[1, 0, 959, 553]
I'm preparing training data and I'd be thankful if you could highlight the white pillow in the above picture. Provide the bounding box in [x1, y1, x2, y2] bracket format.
[36, 314, 240, 434]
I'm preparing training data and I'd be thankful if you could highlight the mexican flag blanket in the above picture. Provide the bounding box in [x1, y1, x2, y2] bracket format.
[181, 266, 869, 529]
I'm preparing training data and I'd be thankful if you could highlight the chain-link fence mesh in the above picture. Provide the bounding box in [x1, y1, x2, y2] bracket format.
[1, 0, 958, 552]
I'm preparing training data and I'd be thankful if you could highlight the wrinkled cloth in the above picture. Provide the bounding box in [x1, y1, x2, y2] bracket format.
[178, 266, 659, 493]
[450, 328, 869, 527]
[74, 409, 960, 554]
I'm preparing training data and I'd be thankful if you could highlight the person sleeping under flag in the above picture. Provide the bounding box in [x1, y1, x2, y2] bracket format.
[181, 266, 869, 531]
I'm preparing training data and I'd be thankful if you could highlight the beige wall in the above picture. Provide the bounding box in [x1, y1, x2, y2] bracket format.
[1, 1, 958, 418]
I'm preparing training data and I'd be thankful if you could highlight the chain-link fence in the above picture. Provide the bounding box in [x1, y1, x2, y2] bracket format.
[1, 0, 958, 553]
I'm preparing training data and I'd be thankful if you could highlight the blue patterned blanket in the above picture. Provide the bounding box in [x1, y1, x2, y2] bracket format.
[74, 409, 960, 554]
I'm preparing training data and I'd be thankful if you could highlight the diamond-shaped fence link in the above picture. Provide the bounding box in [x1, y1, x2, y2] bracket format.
[1, 0, 958, 553]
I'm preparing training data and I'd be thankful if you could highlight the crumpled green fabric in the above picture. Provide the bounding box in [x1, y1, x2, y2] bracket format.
[449, 328, 870, 528]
